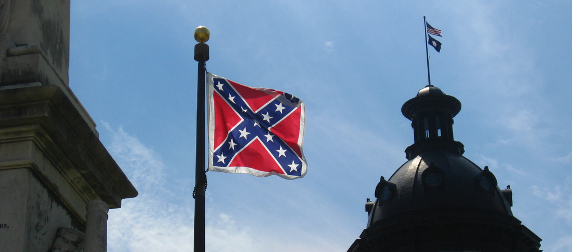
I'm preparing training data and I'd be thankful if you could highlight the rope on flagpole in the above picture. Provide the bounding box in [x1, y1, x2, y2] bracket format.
[193, 171, 208, 199]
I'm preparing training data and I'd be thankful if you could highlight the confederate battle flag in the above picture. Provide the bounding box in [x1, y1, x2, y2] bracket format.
[207, 73, 307, 179]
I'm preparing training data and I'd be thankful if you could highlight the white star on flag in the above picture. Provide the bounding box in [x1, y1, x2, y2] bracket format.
[288, 161, 299, 172]
[264, 132, 274, 142]
[239, 128, 250, 139]
[228, 139, 237, 150]
[277, 146, 287, 157]
[217, 153, 227, 164]
[262, 112, 273, 123]
[275, 103, 285, 113]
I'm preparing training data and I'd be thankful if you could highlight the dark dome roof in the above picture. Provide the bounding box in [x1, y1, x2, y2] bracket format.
[350, 85, 541, 252]
[416, 85, 444, 96]
[402, 85, 461, 120]
[367, 150, 513, 227]
[369, 85, 512, 227]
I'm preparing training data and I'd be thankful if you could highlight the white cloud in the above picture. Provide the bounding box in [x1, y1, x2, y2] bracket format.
[503, 164, 525, 176]
[102, 123, 264, 252]
[554, 235, 572, 252]
[324, 41, 335, 52]
[475, 155, 500, 170]
[505, 109, 539, 134]
[474, 154, 526, 176]
[441, 2, 564, 157]
[532, 185, 562, 204]
[552, 151, 572, 164]
[102, 123, 350, 252]
[532, 183, 572, 225]
[102, 123, 165, 193]
[446, 2, 541, 98]
[310, 110, 404, 169]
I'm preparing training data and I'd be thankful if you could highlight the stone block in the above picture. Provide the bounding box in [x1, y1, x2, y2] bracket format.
[0, 85, 137, 251]
[1, 45, 66, 87]
[5, 0, 70, 84]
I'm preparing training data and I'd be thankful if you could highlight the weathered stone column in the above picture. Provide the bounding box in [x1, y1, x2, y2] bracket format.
[84, 200, 109, 252]
[0, 1, 137, 251]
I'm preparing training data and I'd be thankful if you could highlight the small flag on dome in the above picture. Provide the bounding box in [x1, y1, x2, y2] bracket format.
[428, 35, 442, 52]
[426, 22, 442, 37]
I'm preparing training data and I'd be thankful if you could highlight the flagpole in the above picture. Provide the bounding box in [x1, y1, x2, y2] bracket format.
[193, 26, 209, 252]
[424, 16, 432, 86]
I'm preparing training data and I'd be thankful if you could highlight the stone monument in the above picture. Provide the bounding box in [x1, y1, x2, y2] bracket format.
[0, 1, 138, 251]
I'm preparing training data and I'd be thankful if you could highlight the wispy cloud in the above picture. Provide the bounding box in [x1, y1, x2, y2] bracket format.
[102, 123, 350, 252]
[532, 182, 572, 225]
[442, 2, 562, 156]
[309, 110, 404, 169]
[552, 151, 572, 164]
[102, 123, 264, 251]
[324, 41, 335, 52]
[554, 235, 572, 252]
[474, 154, 526, 177]
[532, 185, 563, 204]
[446, 2, 541, 97]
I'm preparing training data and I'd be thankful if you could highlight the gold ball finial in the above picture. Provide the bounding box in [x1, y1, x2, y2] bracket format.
[194, 26, 210, 43]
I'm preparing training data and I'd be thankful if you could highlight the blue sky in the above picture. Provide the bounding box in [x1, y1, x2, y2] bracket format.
[69, 1, 572, 251]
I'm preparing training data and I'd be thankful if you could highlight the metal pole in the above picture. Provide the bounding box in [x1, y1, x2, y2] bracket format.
[424, 16, 432, 86]
[193, 26, 209, 252]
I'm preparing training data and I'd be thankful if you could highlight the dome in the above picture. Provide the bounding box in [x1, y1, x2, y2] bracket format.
[367, 151, 513, 228]
[369, 85, 512, 226]
[349, 85, 541, 252]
